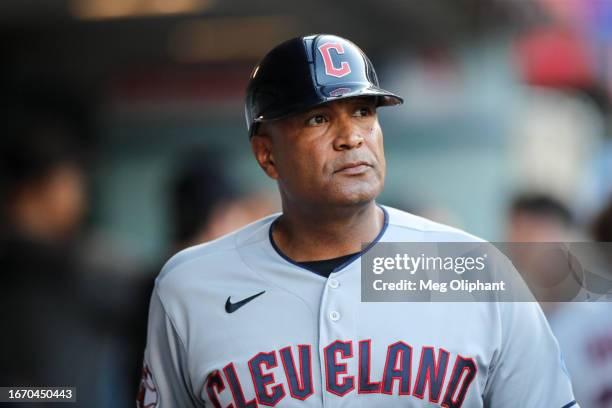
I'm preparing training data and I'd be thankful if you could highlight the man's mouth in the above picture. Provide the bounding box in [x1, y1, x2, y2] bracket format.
[334, 161, 372, 175]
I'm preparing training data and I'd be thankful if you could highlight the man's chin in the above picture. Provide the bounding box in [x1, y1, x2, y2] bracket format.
[326, 188, 381, 208]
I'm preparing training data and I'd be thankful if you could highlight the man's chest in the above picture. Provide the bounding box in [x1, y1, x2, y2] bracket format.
[180, 275, 497, 407]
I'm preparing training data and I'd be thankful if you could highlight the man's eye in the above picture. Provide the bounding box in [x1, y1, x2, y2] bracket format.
[306, 115, 327, 126]
[354, 107, 373, 117]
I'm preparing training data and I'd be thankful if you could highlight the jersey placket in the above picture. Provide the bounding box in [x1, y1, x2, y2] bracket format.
[318, 264, 358, 408]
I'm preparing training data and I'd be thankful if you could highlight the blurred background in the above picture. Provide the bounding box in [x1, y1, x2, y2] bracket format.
[1, 0, 612, 406]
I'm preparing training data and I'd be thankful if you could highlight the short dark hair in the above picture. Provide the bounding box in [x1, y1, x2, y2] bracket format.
[509, 193, 573, 227]
[0, 116, 82, 202]
[170, 151, 238, 244]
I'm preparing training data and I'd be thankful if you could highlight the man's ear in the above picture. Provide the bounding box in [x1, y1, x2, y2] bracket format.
[250, 133, 279, 180]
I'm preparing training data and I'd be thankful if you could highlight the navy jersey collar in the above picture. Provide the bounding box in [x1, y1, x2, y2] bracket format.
[268, 204, 389, 276]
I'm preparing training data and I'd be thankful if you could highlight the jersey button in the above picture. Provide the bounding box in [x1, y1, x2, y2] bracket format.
[328, 278, 340, 289]
[329, 311, 340, 321]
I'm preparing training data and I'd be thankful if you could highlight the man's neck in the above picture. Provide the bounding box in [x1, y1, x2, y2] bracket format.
[272, 201, 384, 262]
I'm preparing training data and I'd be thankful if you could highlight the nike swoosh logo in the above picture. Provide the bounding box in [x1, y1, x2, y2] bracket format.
[225, 291, 265, 313]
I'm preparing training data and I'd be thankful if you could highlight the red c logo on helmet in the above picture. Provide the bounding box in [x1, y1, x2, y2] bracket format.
[318, 42, 351, 78]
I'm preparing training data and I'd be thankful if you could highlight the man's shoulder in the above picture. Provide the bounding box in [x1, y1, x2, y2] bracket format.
[382, 205, 484, 242]
[155, 213, 279, 288]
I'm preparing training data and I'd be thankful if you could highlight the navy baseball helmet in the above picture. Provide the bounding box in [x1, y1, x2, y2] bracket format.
[245, 34, 403, 137]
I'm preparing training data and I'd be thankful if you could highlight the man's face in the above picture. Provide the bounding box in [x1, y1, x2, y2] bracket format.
[507, 211, 570, 243]
[251, 97, 386, 207]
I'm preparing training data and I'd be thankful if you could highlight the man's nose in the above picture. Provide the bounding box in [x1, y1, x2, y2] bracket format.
[332, 116, 364, 151]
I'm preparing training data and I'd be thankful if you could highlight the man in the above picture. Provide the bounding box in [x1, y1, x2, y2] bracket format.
[0, 118, 87, 392]
[140, 34, 577, 407]
[0, 114, 138, 407]
[169, 151, 243, 249]
[505, 193, 583, 313]
[548, 199, 612, 407]
[507, 193, 575, 244]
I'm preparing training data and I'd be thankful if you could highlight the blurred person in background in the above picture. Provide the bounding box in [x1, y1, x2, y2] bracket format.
[547, 197, 612, 408]
[0, 108, 139, 407]
[167, 149, 281, 252]
[0, 116, 88, 388]
[505, 192, 585, 314]
[169, 152, 247, 251]
[506, 192, 575, 243]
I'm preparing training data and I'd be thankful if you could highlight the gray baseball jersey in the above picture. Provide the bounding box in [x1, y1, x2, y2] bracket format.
[138, 205, 577, 407]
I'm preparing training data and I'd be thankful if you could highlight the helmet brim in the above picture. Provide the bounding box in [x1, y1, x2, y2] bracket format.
[252, 85, 403, 126]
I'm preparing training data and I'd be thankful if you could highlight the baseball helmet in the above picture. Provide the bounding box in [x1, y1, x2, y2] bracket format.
[245, 34, 403, 137]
